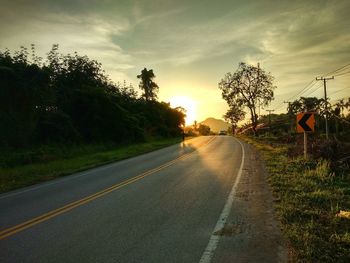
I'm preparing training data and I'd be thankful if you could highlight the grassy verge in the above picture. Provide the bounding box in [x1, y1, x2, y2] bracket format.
[239, 135, 350, 262]
[0, 137, 181, 194]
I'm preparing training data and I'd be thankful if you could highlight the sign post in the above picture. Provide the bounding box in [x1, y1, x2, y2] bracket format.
[304, 132, 307, 159]
[296, 112, 315, 159]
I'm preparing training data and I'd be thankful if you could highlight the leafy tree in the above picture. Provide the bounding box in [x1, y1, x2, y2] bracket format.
[288, 97, 323, 114]
[0, 49, 51, 147]
[334, 98, 349, 117]
[137, 68, 159, 101]
[198, 124, 210, 136]
[224, 104, 245, 134]
[219, 62, 275, 135]
[0, 46, 185, 148]
[331, 98, 350, 135]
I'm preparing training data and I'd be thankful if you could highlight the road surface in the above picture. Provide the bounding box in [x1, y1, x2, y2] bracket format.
[0, 136, 287, 262]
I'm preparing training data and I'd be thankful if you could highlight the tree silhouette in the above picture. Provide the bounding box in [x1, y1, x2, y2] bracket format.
[224, 104, 245, 134]
[219, 62, 275, 135]
[137, 68, 159, 101]
[334, 98, 348, 117]
[288, 97, 323, 114]
[0, 46, 185, 148]
[198, 124, 210, 135]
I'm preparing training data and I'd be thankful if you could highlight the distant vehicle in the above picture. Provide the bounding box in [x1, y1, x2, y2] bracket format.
[218, 130, 227, 135]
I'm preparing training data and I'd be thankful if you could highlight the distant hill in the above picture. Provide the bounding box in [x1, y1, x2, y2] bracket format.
[200, 117, 230, 133]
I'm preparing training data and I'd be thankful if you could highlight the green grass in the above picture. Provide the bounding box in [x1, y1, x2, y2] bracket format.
[0, 138, 181, 194]
[239, 135, 350, 262]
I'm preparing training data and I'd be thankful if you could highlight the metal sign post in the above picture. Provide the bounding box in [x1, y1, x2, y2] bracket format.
[304, 132, 307, 159]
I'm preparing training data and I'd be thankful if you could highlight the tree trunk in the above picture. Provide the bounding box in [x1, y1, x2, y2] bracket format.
[232, 124, 236, 135]
[249, 107, 257, 136]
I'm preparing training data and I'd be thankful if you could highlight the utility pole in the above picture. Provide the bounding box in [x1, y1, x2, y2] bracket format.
[284, 101, 293, 132]
[266, 109, 274, 132]
[257, 63, 261, 119]
[316, 76, 334, 139]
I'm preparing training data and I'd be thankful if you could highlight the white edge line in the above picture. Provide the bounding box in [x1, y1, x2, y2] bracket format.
[199, 137, 245, 263]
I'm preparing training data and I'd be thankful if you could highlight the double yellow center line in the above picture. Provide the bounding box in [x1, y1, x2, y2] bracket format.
[0, 136, 216, 240]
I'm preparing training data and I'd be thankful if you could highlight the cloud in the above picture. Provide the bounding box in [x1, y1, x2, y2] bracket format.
[0, 1, 134, 81]
[0, 0, 349, 118]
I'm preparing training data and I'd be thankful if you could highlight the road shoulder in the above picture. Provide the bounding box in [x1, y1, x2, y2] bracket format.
[212, 140, 288, 262]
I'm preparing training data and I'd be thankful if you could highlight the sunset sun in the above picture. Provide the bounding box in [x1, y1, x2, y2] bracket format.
[169, 96, 197, 126]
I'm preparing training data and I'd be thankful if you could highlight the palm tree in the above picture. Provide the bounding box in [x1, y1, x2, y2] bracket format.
[137, 68, 159, 101]
[335, 99, 347, 117]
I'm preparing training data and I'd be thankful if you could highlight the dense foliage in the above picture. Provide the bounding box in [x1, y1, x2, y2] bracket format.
[0, 45, 185, 149]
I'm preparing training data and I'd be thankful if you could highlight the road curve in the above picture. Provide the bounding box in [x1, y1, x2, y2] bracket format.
[0, 136, 285, 262]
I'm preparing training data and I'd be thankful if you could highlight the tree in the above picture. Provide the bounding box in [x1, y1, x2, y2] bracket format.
[223, 104, 245, 134]
[0, 48, 51, 147]
[198, 124, 211, 136]
[137, 68, 159, 101]
[219, 62, 275, 135]
[0, 46, 185, 148]
[334, 98, 348, 117]
[288, 97, 323, 114]
[193, 120, 197, 130]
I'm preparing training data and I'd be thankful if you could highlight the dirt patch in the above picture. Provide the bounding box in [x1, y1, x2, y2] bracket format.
[214, 222, 246, 237]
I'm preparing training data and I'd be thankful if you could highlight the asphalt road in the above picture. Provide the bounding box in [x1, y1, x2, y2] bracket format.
[0, 136, 285, 263]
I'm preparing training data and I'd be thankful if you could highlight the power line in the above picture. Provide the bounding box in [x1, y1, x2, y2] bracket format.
[273, 103, 286, 112]
[329, 87, 350, 96]
[329, 111, 350, 125]
[287, 80, 317, 101]
[302, 82, 324, 97]
[272, 62, 350, 112]
[333, 70, 350, 77]
[273, 80, 317, 111]
[323, 63, 350, 77]
[287, 62, 350, 100]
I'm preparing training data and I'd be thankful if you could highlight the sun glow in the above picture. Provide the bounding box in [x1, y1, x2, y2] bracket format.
[169, 96, 197, 126]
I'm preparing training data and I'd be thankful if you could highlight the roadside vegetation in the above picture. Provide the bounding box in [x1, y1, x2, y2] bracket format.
[0, 138, 180, 193]
[220, 62, 350, 261]
[184, 120, 213, 136]
[0, 45, 185, 193]
[239, 133, 350, 262]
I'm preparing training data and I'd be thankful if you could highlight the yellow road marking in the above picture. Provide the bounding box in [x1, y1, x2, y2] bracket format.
[0, 136, 216, 240]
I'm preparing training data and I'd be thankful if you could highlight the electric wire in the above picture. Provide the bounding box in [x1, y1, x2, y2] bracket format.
[333, 70, 350, 77]
[272, 62, 350, 112]
[329, 87, 350, 96]
[272, 80, 317, 111]
[323, 63, 350, 77]
[302, 82, 324, 97]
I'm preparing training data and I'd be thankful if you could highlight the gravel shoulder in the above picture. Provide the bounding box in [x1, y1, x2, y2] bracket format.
[212, 140, 288, 263]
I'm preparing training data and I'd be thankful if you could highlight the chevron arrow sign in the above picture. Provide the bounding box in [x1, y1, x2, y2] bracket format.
[296, 112, 315, 133]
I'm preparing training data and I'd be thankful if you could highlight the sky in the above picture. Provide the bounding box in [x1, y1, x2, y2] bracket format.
[1, 0, 349, 125]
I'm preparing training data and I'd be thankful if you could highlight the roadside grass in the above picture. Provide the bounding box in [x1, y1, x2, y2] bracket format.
[239, 135, 350, 262]
[0, 137, 181, 194]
